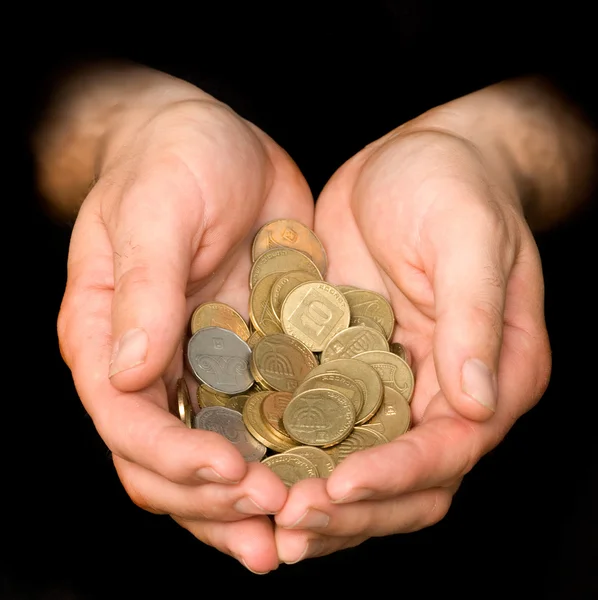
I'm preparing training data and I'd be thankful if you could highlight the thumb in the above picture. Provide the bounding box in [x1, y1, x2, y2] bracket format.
[429, 203, 516, 421]
[105, 169, 199, 392]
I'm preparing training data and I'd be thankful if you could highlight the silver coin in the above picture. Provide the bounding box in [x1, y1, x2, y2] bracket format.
[194, 406, 266, 462]
[187, 326, 254, 394]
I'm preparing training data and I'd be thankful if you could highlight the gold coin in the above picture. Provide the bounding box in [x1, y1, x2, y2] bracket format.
[362, 387, 411, 440]
[320, 325, 389, 363]
[283, 446, 335, 478]
[349, 314, 386, 335]
[252, 219, 328, 276]
[343, 289, 395, 340]
[177, 378, 193, 428]
[250, 333, 318, 392]
[243, 392, 296, 452]
[283, 388, 355, 447]
[353, 350, 414, 403]
[294, 372, 364, 416]
[261, 453, 319, 487]
[389, 342, 410, 365]
[336, 285, 359, 293]
[325, 426, 388, 465]
[226, 394, 250, 413]
[197, 385, 229, 409]
[281, 281, 351, 352]
[249, 247, 322, 289]
[303, 359, 383, 424]
[190, 302, 250, 340]
[261, 391, 293, 439]
[270, 270, 322, 322]
[249, 273, 284, 336]
[246, 330, 264, 349]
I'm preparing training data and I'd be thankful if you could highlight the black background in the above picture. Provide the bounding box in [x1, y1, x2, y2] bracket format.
[7, 3, 596, 597]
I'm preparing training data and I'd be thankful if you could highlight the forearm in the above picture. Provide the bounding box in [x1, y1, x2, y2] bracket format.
[32, 61, 208, 220]
[413, 76, 597, 230]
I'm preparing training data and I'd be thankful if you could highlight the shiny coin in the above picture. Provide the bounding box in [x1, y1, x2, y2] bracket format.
[246, 330, 264, 349]
[252, 219, 328, 276]
[190, 302, 250, 340]
[343, 289, 395, 340]
[283, 446, 335, 478]
[283, 388, 355, 447]
[304, 359, 384, 424]
[225, 394, 250, 413]
[349, 314, 386, 335]
[243, 392, 297, 452]
[281, 281, 351, 352]
[249, 272, 284, 336]
[353, 350, 414, 402]
[187, 327, 254, 394]
[389, 342, 410, 365]
[336, 285, 359, 293]
[249, 247, 321, 290]
[320, 325, 389, 363]
[270, 270, 322, 322]
[177, 378, 193, 428]
[250, 333, 318, 392]
[261, 391, 293, 439]
[262, 453, 319, 487]
[194, 406, 266, 462]
[325, 426, 388, 465]
[294, 372, 363, 416]
[196, 384, 229, 409]
[362, 387, 411, 440]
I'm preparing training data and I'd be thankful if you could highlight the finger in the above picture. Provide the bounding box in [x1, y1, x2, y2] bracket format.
[174, 515, 279, 574]
[275, 527, 368, 565]
[114, 457, 287, 520]
[59, 217, 247, 485]
[275, 477, 453, 537]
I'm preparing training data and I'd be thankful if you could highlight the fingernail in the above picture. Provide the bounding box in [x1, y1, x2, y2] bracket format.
[196, 467, 239, 484]
[234, 496, 270, 515]
[330, 488, 374, 504]
[284, 539, 324, 564]
[240, 558, 270, 575]
[462, 358, 497, 411]
[109, 328, 148, 377]
[282, 508, 329, 529]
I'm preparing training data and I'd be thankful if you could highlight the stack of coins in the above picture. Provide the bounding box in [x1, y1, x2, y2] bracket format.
[176, 219, 414, 487]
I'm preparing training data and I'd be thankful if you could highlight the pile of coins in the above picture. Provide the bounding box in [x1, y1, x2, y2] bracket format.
[176, 219, 414, 487]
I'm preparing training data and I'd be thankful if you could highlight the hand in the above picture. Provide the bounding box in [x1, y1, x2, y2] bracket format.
[57, 97, 314, 573]
[274, 125, 551, 563]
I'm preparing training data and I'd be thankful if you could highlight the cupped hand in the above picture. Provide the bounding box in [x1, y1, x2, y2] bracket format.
[274, 125, 552, 563]
[57, 97, 314, 573]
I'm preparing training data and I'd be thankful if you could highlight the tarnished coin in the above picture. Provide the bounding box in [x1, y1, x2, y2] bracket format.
[320, 326, 389, 363]
[252, 219, 328, 276]
[243, 392, 297, 452]
[389, 342, 410, 365]
[304, 359, 384, 424]
[354, 350, 414, 403]
[225, 394, 250, 413]
[362, 387, 411, 440]
[349, 314, 386, 335]
[270, 270, 322, 322]
[177, 378, 193, 428]
[283, 388, 355, 447]
[281, 282, 351, 352]
[262, 453, 319, 487]
[325, 426, 388, 465]
[261, 391, 293, 439]
[343, 289, 395, 340]
[250, 333, 318, 392]
[187, 327, 254, 394]
[249, 247, 322, 289]
[190, 302, 250, 341]
[196, 384, 229, 409]
[249, 272, 284, 336]
[294, 372, 363, 416]
[194, 406, 266, 462]
[283, 446, 335, 478]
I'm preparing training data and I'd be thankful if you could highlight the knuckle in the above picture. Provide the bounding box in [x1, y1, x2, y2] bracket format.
[471, 299, 504, 341]
[419, 489, 453, 530]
